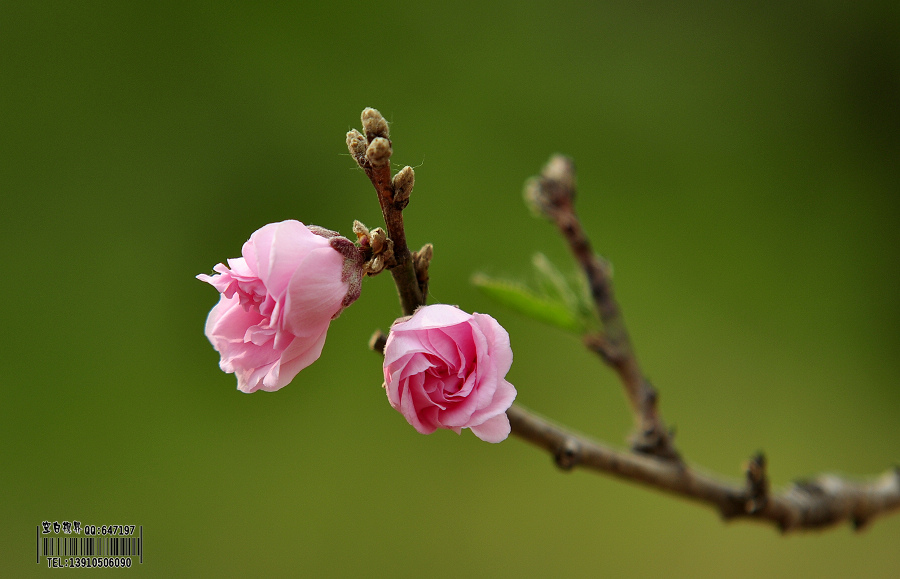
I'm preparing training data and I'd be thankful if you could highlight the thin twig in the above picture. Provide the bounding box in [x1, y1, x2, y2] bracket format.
[525, 155, 678, 460]
[507, 404, 900, 532]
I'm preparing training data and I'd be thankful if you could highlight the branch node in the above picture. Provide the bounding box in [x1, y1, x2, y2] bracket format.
[553, 437, 582, 471]
[744, 452, 770, 513]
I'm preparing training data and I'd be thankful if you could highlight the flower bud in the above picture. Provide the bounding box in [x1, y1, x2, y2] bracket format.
[368, 227, 389, 255]
[352, 220, 370, 245]
[392, 166, 415, 208]
[361, 107, 390, 140]
[542, 154, 576, 193]
[524, 154, 577, 219]
[365, 137, 392, 166]
[413, 243, 432, 281]
[346, 129, 367, 166]
[362, 227, 394, 275]
[413, 243, 433, 297]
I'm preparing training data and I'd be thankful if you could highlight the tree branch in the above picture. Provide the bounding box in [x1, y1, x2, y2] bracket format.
[525, 155, 678, 460]
[353, 114, 900, 535]
[507, 404, 900, 532]
[347, 108, 426, 315]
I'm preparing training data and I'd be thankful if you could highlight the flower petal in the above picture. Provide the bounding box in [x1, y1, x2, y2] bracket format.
[468, 412, 511, 443]
[283, 246, 347, 337]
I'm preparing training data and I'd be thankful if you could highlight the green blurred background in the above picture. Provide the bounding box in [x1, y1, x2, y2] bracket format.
[3, 1, 898, 576]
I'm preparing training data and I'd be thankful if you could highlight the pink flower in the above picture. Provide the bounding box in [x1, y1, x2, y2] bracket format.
[382, 304, 517, 443]
[198, 220, 363, 393]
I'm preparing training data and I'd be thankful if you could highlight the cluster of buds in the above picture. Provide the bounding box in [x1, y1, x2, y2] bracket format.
[353, 220, 395, 276]
[347, 107, 393, 168]
[346, 108, 416, 211]
[347, 108, 427, 288]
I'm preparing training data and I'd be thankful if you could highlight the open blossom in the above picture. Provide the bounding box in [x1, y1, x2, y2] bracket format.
[198, 220, 363, 393]
[382, 304, 517, 443]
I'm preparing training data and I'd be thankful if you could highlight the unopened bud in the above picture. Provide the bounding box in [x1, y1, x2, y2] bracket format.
[392, 166, 415, 208]
[524, 154, 576, 219]
[415, 243, 433, 269]
[414, 243, 433, 280]
[361, 227, 394, 276]
[346, 129, 367, 165]
[365, 137, 392, 166]
[368, 227, 388, 255]
[352, 220, 370, 245]
[413, 243, 433, 298]
[542, 154, 576, 193]
[361, 107, 389, 140]
[369, 254, 385, 275]
[523, 177, 549, 218]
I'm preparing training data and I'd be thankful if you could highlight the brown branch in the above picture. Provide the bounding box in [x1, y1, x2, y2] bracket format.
[507, 404, 900, 532]
[525, 155, 678, 460]
[353, 115, 900, 535]
[347, 108, 426, 315]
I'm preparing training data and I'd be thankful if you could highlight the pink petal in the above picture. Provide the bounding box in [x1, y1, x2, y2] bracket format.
[471, 313, 513, 377]
[468, 378, 517, 428]
[469, 412, 511, 443]
[399, 374, 436, 434]
[282, 246, 347, 337]
[262, 220, 329, 299]
[419, 328, 464, 371]
[259, 326, 330, 391]
[236, 362, 278, 393]
[393, 304, 471, 331]
[387, 353, 436, 400]
[383, 332, 432, 368]
[242, 222, 278, 275]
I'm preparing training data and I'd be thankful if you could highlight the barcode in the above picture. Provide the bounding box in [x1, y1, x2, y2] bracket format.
[40, 536, 142, 558]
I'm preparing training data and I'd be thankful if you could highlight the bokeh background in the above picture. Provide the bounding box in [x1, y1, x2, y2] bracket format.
[3, 1, 899, 576]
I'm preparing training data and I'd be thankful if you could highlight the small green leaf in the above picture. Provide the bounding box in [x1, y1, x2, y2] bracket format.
[532, 253, 579, 311]
[472, 273, 583, 333]
[533, 253, 602, 332]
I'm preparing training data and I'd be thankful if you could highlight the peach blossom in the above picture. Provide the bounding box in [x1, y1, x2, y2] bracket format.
[383, 304, 517, 442]
[198, 220, 362, 392]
